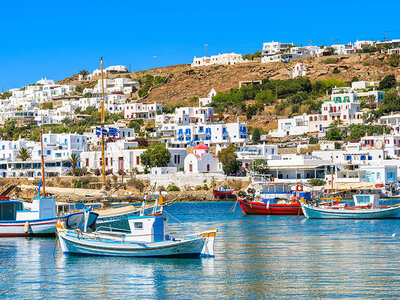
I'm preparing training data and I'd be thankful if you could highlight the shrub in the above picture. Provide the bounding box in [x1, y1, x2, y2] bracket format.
[332, 68, 340, 74]
[324, 58, 337, 64]
[157, 185, 166, 192]
[195, 185, 202, 191]
[389, 54, 400, 67]
[127, 178, 145, 192]
[166, 183, 180, 192]
[308, 179, 326, 186]
[203, 184, 209, 190]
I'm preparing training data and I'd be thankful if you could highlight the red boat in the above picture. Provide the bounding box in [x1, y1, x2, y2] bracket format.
[213, 188, 233, 198]
[239, 198, 303, 215]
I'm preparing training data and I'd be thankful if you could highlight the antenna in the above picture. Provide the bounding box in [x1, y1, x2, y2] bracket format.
[153, 56, 157, 68]
[204, 44, 208, 57]
[384, 31, 388, 41]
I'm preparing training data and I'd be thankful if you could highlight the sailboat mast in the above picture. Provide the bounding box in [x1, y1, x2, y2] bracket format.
[331, 156, 334, 197]
[100, 57, 106, 188]
[40, 128, 46, 197]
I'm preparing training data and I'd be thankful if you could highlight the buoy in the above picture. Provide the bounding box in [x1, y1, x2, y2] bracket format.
[24, 221, 30, 234]
[296, 185, 303, 192]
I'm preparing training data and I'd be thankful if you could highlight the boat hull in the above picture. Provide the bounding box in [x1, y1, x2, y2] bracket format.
[58, 231, 207, 257]
[0, 218, 58, 237]
[239, 199, 303, 215]
[302, 204, 400, 219]
[213, 189, 233, 197]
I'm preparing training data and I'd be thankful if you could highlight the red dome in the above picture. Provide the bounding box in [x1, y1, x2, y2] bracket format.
[194, 144, 209, 150]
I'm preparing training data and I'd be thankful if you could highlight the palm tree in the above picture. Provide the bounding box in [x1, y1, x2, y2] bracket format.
[79, 69, 90, 76]
[68, 153, 80, 176]
[17, 147, 31, 161]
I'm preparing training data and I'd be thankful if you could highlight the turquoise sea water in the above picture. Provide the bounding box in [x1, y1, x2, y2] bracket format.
[1, 201, 400, 299]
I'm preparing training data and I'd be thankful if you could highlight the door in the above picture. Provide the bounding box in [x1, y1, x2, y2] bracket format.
[118, 157, 124, 170]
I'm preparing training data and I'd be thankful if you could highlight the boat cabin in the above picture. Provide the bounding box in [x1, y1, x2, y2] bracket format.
[0, 201, 23, 221]
[127, 194, 167, 243]
[353, 194, 380, 209]
[15, 197, 56, 221]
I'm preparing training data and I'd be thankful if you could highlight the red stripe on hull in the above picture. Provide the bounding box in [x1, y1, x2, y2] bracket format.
[239, 199, 303, 215]
[0, 233, 55, 237]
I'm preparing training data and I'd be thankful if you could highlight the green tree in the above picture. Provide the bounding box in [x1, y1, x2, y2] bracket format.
[382, 89, 400, 112]
[248, 159, 269, 174]
[218, 145, 242, 175]
[17, 147, 31, 161]
[252, 128, 261, 144]
[140, 145, 171, 169]
[246, 105, 258, 120]
[128, 120, 141, 132]
[326, 128, 342, 141]
[379, 74, 397, 90]
[68, 153, 80, 176]
[325, 47, 336, 55]
[253, 51, 262, 58]
[255, 90, 275, 104]
[243, 54, 253, 60]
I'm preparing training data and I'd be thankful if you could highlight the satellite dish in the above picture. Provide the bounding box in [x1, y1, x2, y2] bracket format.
[376, 140, 383, 150]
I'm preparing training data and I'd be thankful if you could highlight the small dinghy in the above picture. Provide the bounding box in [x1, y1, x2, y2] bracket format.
[57, 194, 216, 258]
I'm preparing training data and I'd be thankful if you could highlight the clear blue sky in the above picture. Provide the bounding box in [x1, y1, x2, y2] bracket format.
[1, 0, 399, 91]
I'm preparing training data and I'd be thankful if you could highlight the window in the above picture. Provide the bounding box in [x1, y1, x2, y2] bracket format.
[368, 156, 372, 160]
[207, 164, 210, 172]
[46, 150, 51, 155]
[86, 158, 89, 167]
[360, 155, 366, 160]
[134, 222, 143, 229]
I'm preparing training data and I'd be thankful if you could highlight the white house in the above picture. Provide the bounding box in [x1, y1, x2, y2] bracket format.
[125, 102, 162, 119]
[192, 53, 244, 67]
[184, 144, 220, 173]
[199, 88, 217, 107]
[292, 63, 307, 78]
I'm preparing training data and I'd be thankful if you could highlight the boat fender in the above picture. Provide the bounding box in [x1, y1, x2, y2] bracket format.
[24, 221, 30, 234]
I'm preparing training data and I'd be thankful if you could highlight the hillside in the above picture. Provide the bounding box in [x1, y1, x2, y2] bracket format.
[57, 52, 400, 131]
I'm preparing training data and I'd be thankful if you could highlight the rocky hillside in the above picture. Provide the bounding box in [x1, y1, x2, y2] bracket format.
[57, 53, 399, 131]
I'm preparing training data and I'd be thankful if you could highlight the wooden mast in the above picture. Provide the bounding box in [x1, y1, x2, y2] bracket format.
[331, 156, 334, 197]
[40, 128, 46, 197]
[100, 57, 106, 188]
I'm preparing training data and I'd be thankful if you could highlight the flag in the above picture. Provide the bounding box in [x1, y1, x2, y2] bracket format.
[96, 127, 108, 136]
[109, 127, 120, 136]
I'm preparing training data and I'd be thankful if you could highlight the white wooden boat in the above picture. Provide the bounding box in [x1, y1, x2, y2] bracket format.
[302, 194, 400, 219]
[57, 195, 216, 257]
[0, 197, 58, 237]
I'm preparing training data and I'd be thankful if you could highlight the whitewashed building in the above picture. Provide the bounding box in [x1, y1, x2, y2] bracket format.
[125, 102, 162, 119]
[292, 63, 307, 78]
[191, 53, 244, 67]
[184, 144, 220, 173]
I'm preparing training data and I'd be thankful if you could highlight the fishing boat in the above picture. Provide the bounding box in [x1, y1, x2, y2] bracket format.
[238, 185, 309, 215]
[0, 121, 60, 237]
[57, 194, 216, 257]
[0, 190, 58, 237]
[302, 194, 400, 219]
[213, 187, 233, 198]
